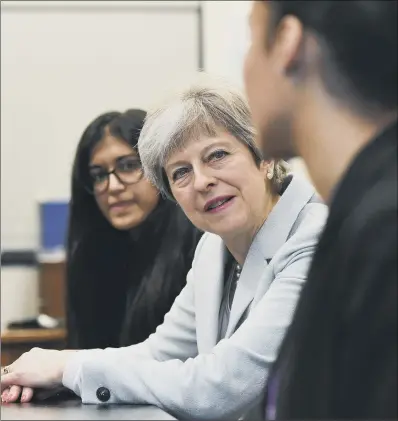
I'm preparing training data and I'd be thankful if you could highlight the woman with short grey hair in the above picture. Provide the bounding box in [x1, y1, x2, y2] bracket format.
[1, 79, 327, 421]
[139, 80, 288, 198]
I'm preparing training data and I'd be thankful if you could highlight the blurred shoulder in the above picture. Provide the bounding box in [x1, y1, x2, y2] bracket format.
[272, 195, 328, 272]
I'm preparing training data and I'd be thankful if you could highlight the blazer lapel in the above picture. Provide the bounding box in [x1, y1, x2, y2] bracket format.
[195, 234, 226, 352]
[225, 175, 318, 338]
[225, 244, 268, 338]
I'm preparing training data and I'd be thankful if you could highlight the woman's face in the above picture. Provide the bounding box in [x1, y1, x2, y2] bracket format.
[165, 130, 274, 240]
[89, 132, 159, 230]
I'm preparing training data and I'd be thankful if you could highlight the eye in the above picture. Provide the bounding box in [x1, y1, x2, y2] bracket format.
[89, 168, 108, 184]
[172, 167, 190, 182]
[207, 149, 228, 162]
[117, 157, 141, 172]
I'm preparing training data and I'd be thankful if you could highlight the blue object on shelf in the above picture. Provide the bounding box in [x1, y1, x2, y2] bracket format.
[40, 201, 69, 251]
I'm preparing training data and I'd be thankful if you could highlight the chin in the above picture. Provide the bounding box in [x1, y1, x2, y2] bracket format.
[208, 219, 248, 239]
[111, 218, 140, 231]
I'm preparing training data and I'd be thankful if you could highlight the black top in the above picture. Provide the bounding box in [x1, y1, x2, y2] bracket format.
[66, 200, 203, 350]
[269, 121, 397, 419]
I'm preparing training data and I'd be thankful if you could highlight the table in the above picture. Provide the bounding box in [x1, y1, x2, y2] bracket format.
[1, 329, 66, 345]
[1, 399, 176, 420]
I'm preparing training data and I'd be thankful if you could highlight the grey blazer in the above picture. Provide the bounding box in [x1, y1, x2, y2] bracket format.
[63, 175, 328, 421]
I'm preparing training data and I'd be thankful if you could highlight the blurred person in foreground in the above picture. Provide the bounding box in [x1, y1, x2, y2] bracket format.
[244, 0, 397, 419]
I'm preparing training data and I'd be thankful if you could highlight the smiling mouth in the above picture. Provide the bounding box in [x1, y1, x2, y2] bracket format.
[205, 196, 235, 212]
[109, 200, 134, 210]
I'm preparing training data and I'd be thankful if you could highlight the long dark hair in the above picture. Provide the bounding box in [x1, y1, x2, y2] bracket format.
[66, 109, 202, 349]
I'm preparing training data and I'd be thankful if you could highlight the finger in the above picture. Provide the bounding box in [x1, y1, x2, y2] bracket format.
[20, 387, 34, 403]
[5, 385, 22, 403]
[1, 373, 20, 392]
[1, 388, 10, 403]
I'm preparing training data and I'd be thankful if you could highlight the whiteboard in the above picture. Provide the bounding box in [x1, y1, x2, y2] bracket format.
[1, 1, 200, 249]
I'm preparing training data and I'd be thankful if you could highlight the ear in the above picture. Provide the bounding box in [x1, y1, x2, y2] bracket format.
[259, 160, 268, 175]
[270, 15, 304, 78]
[267, 160, 275, 180]
[260, 160, 275, 179]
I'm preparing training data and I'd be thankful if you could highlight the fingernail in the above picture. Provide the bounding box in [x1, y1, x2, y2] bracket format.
[20, 394, 26, 402]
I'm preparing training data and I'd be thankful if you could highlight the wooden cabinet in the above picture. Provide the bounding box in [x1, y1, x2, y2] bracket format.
[38, 261, 66, 320]
[1, 328, 66, 366]
[1, 258, 67, 366]
[2, 261, 67, 366]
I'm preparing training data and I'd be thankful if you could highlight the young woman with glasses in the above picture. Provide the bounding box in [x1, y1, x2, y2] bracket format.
[66, 109, 202, 350]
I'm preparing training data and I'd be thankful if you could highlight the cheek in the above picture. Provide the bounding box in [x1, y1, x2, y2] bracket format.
[172, 190, 192, 213]
[94, 194, 109, 217]
[237, 171, 266, 202]
[133, 184, 159, 215]
[172, 190, 199, 221]
[243, 47, 257, 96]
[244, 51, 269, 117]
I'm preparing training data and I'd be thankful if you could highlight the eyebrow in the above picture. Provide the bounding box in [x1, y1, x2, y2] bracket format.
[165, 140, 232, 173]
[89, 153, 137, 169]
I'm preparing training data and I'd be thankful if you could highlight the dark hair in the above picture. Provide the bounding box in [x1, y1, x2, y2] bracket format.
[268, 0, 397, 116]
[66, 109, 202, 348]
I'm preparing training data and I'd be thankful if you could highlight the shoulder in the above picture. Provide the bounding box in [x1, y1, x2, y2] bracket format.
[343, 196, 396, 270]
[337, 185, 397, 379]
[287, 197, 328, 249]
[337, 171, 396, 260]
[290, 199, 328, 239]
[192, 231, 223, 259]
[272, 200, 328, 274]
[354, 179, 395, 231]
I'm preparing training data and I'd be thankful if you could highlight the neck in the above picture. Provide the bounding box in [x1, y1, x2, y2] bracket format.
[224, 193, 280, 265]
[295, 82, 397, 203]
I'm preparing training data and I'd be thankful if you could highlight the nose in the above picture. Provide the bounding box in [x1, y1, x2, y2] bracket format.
[108, 173, 125, 192]
[193, 166, 216, 193]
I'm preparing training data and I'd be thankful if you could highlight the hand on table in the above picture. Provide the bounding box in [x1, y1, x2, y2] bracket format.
[1, 347, 76, 403]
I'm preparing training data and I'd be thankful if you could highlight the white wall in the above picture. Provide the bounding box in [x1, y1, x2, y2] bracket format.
[0, 0, 201, 327]
[202, 0, 251, 88]
[1, 0, 200, 250]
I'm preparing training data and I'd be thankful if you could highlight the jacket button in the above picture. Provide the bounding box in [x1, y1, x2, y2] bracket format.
[96, 387, 111, 402]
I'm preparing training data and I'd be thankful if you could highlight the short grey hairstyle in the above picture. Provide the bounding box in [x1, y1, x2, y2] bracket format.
[138, 75, 288, 199]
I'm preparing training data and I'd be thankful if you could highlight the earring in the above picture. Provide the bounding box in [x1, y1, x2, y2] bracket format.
[267, 171, 273, 180]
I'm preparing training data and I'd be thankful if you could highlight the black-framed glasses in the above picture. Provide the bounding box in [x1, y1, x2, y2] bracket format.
[84, 154, 144, 194]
